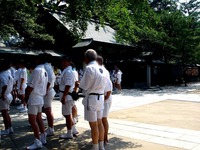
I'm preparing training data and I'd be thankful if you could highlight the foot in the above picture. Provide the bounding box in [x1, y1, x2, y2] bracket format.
[26, 139, 43, 150]
[72, 126, 79, 135]
[60, 133, 73, 139]
[42, 114, 46, 120]
[15, 98, 21, 103]
[17, 104, 24, 110]
[45, 127, 54, 136]
[19, 107, 27, 113]
[9, 127, 14, 134]
[0, 129, 10, 135]
[40, 132, 47, 145]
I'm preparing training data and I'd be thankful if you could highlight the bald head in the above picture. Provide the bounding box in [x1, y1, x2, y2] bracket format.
[84, 49, 97, 64]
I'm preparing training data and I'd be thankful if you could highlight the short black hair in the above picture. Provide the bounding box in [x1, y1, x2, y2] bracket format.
[0, 59, 10, 71]
[97, 55, 104, 65]
[18, 60, 26, 66]
[61, 56, 72, 62]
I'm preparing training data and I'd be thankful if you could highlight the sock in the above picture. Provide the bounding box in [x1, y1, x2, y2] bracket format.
[73, 117, 77, 124]
[67, 129, 72, 135]
[92, 144, 99, 150]
[99, 141, 104, 149]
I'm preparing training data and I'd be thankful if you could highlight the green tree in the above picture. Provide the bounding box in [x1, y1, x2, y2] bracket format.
[0, 0, 54, 49]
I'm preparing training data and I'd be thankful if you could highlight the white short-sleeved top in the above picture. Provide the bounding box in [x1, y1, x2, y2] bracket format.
[59, 66, 75, 101]
[28, 65, 48, 105]
[10, 67, 16, 78]
[102, 66, 113, 103]
[15, 68, 21, 82]
[17, 68, 27, 89]
[73, 69, 79, 82]
[116, 70, 122, 81]
[79, 61, 107, 96]
[44, 63, 56, 88]
[0, 71, 14, 95]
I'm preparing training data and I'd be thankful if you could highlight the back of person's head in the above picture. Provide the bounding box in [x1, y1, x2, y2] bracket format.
[18, 60, 26, 67]
[43, 53, 52, 63]
[70, 61, 76, 69]
[97, 55, 104, 65]
[0, 59, 10, 71]
[84, 49, 97, 62]
[61, 56, 72, 63]
[36, 53, 48, 65]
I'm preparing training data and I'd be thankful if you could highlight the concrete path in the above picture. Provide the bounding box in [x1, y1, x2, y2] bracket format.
[1, 83, 200, 149]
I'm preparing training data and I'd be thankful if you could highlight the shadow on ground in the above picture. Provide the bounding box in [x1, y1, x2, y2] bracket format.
[1, 117, 139, 150]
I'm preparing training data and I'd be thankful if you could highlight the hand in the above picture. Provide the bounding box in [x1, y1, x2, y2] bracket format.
[61, 96, 66, 105]
[75, 81, 80, 87]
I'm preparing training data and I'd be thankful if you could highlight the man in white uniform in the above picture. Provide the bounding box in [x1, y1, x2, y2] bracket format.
[16, 60, 28, 113]
[114, 66, 122, 93]
[97, 56, 113, 144]
[79, 49, 106, 150]
[25, 55, 48, 149]
[59, 57, 76, 139]
[43, 54, 56, 136]
[0, 60, 14, 135]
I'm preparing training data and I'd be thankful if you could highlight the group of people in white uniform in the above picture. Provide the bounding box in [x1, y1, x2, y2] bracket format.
[0, 49, 113, 150]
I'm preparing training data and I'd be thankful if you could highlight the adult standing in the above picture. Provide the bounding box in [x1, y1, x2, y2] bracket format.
[79, 49, 106, 150]
[43, 54, 56, 136]
[25, 55, 48, 149]
[114, 66, 122, 94]
[0, 60, 14, 135]
[59, 57, 76, 139]
[97, 56, 113, 144]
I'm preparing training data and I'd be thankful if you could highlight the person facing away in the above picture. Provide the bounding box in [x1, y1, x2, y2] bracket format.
[59, 57, 77, 139]
[0, 60, 14, 135]
[43, 53, 56, 136]
[16, 60, 28, 113]
[79, 49, 106, 150]
[25, 54, 48, 150]
[114, 66, 122, 94]
[97, 55, 113, 144]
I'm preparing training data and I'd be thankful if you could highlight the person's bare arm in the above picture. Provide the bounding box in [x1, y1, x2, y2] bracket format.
[61, 85, 70, 105]
[46, 82, 51, 94]
[20, 78, 25, 90]
[74, 81, 80, 92]
[25, 86, 33, 103]
[105, 91, 111, 100]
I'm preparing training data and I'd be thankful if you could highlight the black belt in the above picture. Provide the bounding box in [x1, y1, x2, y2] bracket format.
[89, 93, 104, 100]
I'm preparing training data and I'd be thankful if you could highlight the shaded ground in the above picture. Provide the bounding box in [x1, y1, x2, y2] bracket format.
[109, 100, 200, 130]
[1, 106, 182, 150]
[187, 90, 200, 94]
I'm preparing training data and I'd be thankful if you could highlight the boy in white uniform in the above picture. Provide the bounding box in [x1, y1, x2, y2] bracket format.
[97, 56, 113, 144]
[16, 60, 28, 113]
[79, 49, 106, 150]
[43, 54, 56, 136]
[71, 63, 79, 135]
[25, 55, 48, 149]
[59, 57, 76, 139]
[0, 60, 14, 135]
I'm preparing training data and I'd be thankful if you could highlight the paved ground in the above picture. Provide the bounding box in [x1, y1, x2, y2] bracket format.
[1, 83, 200, 149]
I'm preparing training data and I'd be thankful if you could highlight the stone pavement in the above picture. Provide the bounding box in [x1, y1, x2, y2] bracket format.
[1, 83, 200, 149]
